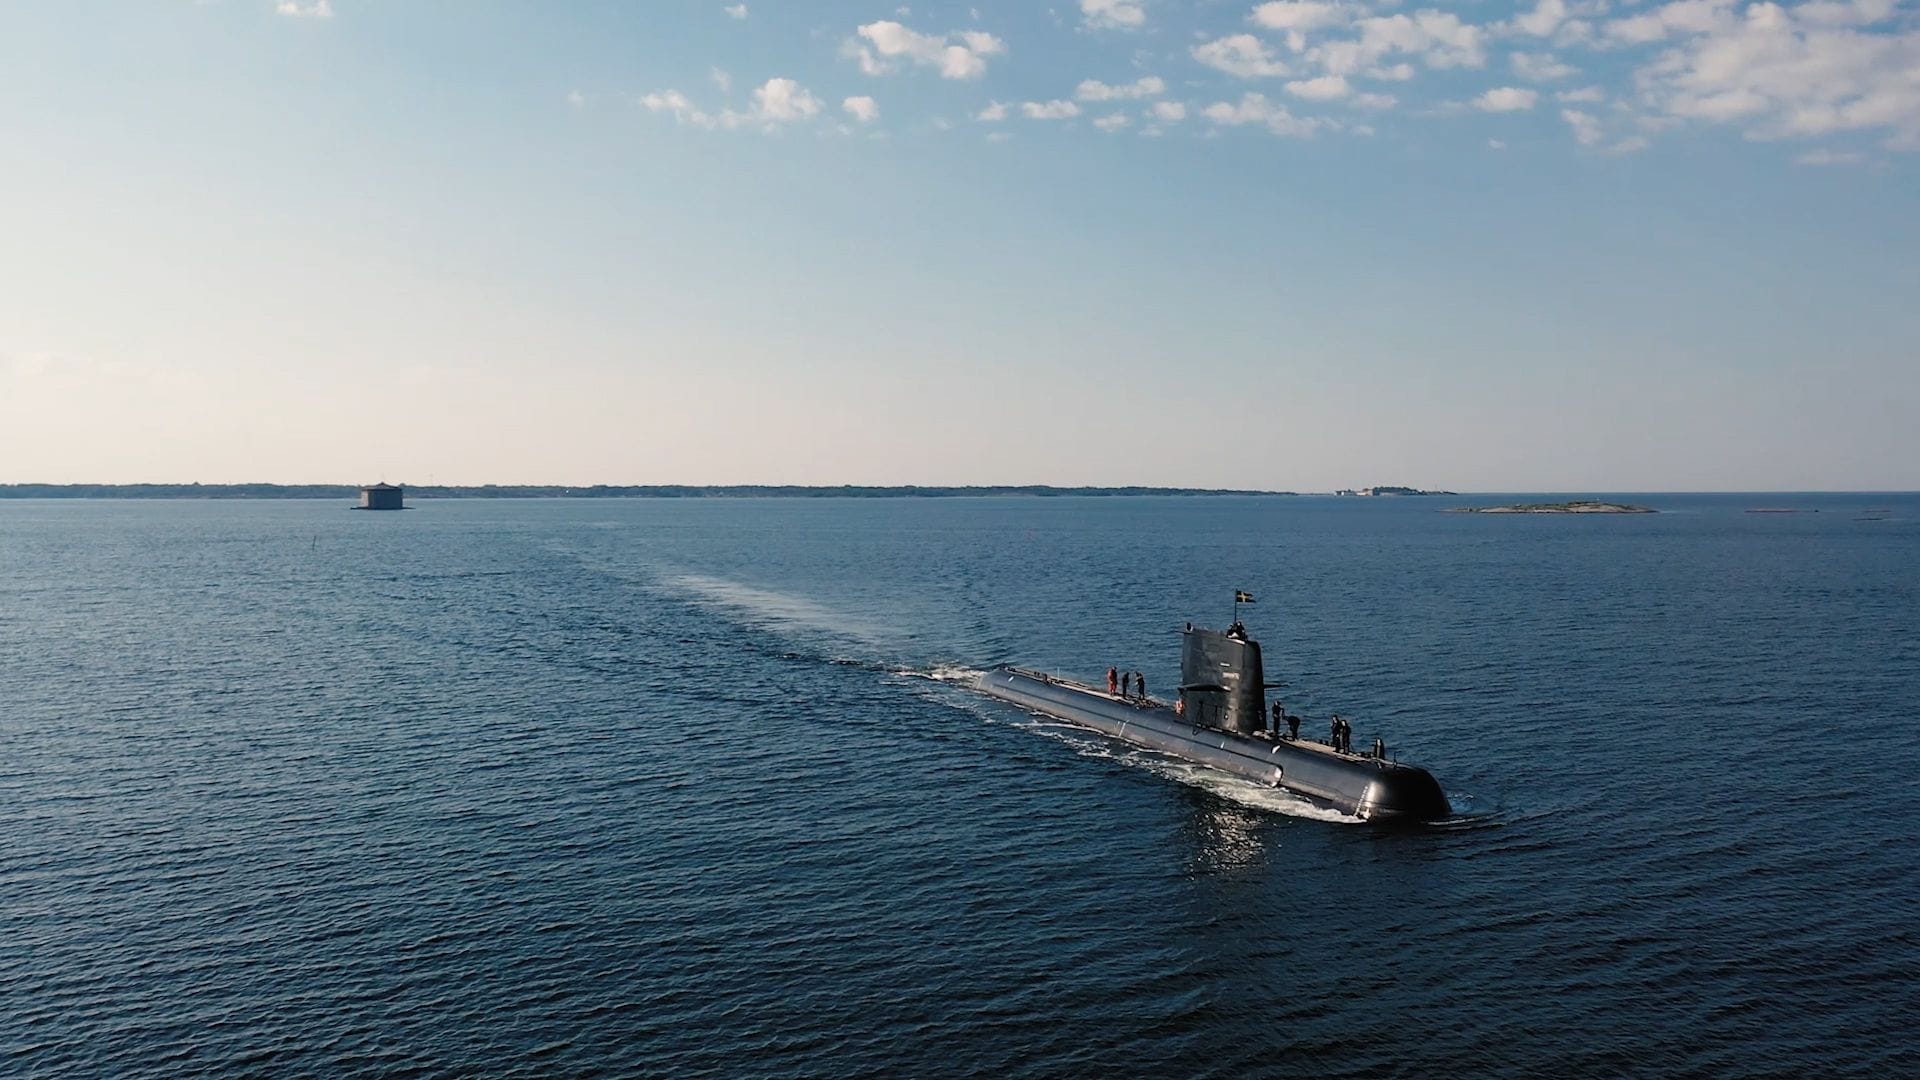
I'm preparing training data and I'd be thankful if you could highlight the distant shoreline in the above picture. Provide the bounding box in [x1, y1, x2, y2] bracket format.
[0, 483, 1294, 500]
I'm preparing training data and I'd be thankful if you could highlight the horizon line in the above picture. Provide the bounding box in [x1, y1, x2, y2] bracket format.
[2, 483, 1915, 497]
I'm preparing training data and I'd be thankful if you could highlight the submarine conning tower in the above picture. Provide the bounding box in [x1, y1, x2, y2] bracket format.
[1180, 622, 1268, 735]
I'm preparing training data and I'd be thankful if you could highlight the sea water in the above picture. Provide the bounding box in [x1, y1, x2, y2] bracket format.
[3, 494, 1916, 1077]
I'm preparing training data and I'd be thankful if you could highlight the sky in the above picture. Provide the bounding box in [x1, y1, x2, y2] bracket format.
[1, 1, 1916, 491]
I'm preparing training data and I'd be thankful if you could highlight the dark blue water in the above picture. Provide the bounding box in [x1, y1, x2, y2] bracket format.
[4, 495, 1917, 1078]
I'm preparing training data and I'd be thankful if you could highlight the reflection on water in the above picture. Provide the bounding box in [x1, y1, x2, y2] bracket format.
[1180, 793, 1273, 877]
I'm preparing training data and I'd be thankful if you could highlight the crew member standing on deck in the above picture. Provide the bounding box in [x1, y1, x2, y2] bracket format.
[1134, 672, 1146, 700]
[1107, 666, 1119, 696]
[1331, 714, 1342, 749]
[1272, 700, 1284, 736]
[1287, 711, 1300, 741]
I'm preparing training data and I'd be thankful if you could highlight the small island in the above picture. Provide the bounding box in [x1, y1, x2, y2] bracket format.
[1334, 485, 1458, 496]
[1451, 500, 1656, 514]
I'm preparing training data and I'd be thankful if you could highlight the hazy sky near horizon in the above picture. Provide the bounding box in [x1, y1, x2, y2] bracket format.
[2, 1, 1917, 490]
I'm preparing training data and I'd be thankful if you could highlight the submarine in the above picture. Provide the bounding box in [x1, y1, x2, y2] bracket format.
[977, 618, 1450, 822]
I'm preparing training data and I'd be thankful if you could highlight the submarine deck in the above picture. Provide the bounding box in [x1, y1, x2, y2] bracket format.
[1002, 666, 1391, 764]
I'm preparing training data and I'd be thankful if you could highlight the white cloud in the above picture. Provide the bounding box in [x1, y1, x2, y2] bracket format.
[639, 91, 689, 112]
[724, 3, 748, 18]
[1286, 74, 1351, 100]
[849, 20, 1006, 80]
[1193, 34, 1292, 77]
[1513, 0, 1568, 38]
[1365, 11, 1487, 69]
[1606, 0, 1734, 45]
[1511, 51, 1578, 81]
[957, 30, 1003, 55]
[1082, 0, 1147, 29]
[710, 67, 732, 92]
[1489, 137, 1508, 148]
[1250, 1, 1355, 32]
[1557, 19, 1600, 47]
[640, 78, 823, 130]
[1795, 147, 1868, 163]
[1631, 1, 1920, 147]
[1505, 0, 1612, 42]
[1021, 99, 1082, 119]
[1201, 92, 1331, 136]
[1077, 75, 1166, 101]
[641, 90, 710, 126]
[1308, 11, 1489, 77]
[1475, 86, 1540, 110]
[1562, 107, 1604, 144]
[275, 1, 332, 17]
[639, 0, 1911, 161]
[1794, 0, 1899, 26]
[753, 77, 821, 121]
[567, 90, 587, 108]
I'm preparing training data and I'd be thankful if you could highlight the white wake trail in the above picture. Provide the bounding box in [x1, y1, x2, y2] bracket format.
[663, 572, 890, 647]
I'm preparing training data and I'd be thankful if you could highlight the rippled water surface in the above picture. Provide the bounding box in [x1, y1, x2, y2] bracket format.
[4, 494, 1917, 1078]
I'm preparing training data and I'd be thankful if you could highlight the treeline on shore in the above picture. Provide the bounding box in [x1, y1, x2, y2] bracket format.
[1, 483, 1291, 500]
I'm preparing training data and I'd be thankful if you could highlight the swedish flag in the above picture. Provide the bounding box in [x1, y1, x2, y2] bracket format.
[1235, 590, 1256, 604]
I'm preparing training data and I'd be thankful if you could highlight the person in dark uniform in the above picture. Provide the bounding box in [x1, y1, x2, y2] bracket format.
[1271, 700, 1284, 736]
[1330, 714, 1342, 749]
[1287, 710, 1300, 741]
[1341, 718, 1353, 753]
[1134, 672, 1146, 700]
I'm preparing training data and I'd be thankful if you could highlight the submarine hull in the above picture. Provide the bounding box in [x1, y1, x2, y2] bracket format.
[978, 667, 1450, 822]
